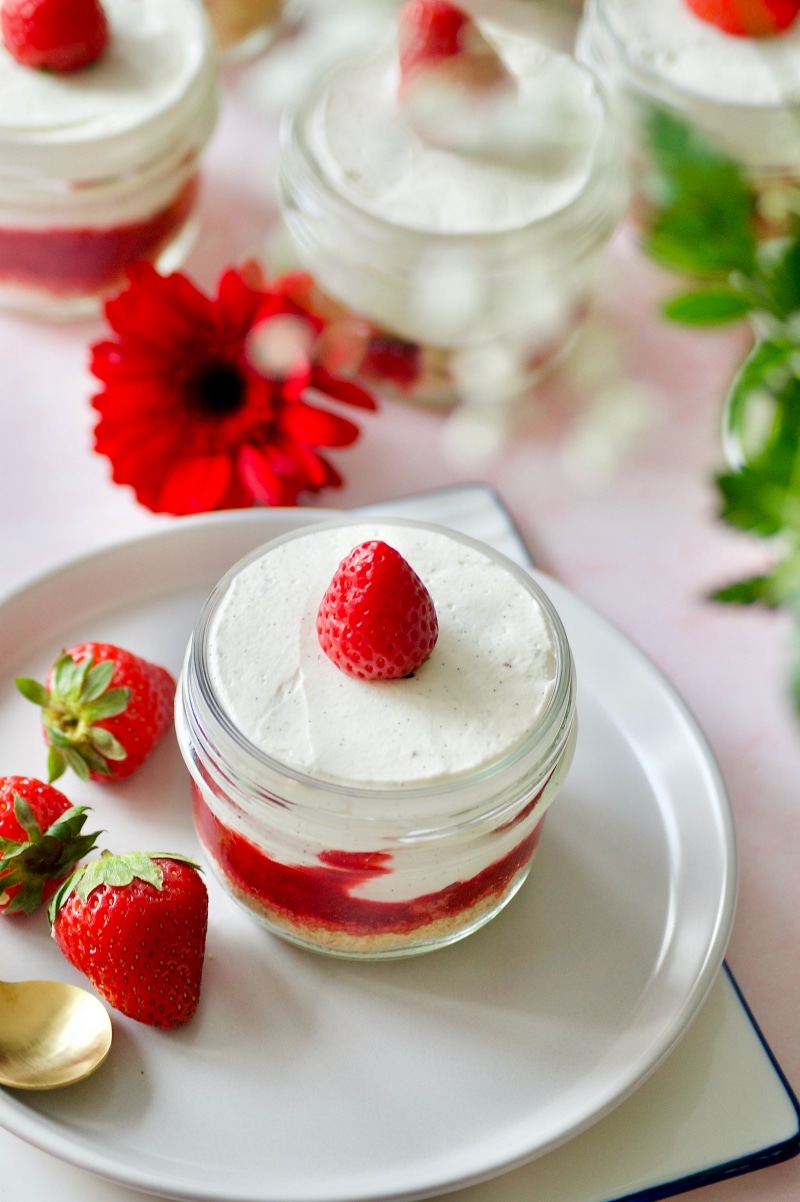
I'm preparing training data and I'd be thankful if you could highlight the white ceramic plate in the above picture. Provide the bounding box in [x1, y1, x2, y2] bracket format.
[0, 505, 737, 1202]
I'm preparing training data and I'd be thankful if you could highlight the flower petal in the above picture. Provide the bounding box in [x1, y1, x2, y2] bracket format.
[104, 265, 214, 351]
[216, 267, 266, 336]
[309, 368, 378, 410]
[287, 441, 343, 491]
[238, 444, 298, 506]
[155, 454, 236, 515]
[283, 400, 360, 448]
[89, 264, 369, 517]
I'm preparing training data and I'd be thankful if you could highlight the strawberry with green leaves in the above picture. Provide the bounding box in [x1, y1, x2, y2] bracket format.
[16, 642, 176, 784]
[50, 850, 208, 1028]
[0, 776, 100, 916]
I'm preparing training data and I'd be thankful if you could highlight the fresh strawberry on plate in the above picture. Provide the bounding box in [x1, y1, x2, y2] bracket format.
[686, 0, 800, 35]
[50, 850, 208, 1028]
[1, 0, 109, 71]
[16, 642, 176, 784]
[0, 775, 99, 916]
[317, 540, 439, 680]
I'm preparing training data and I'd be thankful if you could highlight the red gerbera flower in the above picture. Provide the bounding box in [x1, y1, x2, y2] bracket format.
[90, 263, 378, 514]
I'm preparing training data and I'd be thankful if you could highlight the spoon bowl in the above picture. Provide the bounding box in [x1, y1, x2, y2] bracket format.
[0, 978, 112, 1090]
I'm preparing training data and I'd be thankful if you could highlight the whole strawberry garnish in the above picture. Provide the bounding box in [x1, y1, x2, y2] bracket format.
[0, 776, 100, 916]
[686, 0, 800, 35]
[398, 1, 512, 96]
[317, 540, 439, 680]
[50, 850, 208, 1028]
[396, 2, 516, 153]
[1, 0, 109, 71]
[16, 642, 176, 784]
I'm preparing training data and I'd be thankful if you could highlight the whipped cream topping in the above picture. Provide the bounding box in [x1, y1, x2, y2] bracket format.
[303, 29, 606, 234]
[205, 522, 558, 787]
[0, 0, 217, 180]
[602, 0, 800, 105]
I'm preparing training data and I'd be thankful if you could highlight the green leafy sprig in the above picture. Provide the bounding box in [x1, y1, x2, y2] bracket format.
[640, 105, 800, 709]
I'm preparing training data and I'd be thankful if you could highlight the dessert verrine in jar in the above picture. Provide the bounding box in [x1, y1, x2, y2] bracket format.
[0, 0, 218, 318]
[276, 13, 626, 407]
[176, 518, 577, 959]
[576, 0, 800, 225]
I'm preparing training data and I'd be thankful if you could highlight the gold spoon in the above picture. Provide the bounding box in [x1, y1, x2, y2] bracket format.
[0, 978, 112, 1090]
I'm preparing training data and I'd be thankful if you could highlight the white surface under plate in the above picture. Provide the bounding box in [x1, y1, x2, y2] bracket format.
[0, 503, 737, 1202]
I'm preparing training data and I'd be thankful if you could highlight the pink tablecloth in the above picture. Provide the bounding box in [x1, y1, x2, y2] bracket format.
[0, 32, 799, 1202]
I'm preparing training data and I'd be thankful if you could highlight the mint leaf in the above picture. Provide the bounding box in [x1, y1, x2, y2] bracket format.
[640, 105, 800, 717]
[711, 575, 776, 605]
[759, 232, 800, 319]
[640, 104, 757, 280]
[716, 468, 786, 536]
[661, 286, 753, 325]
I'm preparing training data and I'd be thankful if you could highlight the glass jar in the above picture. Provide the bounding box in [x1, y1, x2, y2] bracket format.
[0, 0, 218, 319]
[275, 23, 626, 407]
[576, 0, 800, 223]
[175, 518, 577, 960]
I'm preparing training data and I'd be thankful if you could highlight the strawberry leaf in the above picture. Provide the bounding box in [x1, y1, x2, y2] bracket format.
[52, 653, 88, 701]
[47, 746, 66, 783]
[15, 676, 50, 706]
[78, 745, 114, 775]
[84, 687, 130, 722]
[62, 747, 93, 782]
[87, 726, 127, 760]
[12, 792, 40, 840]
[1, 800, 101, 915]
[82, 660, 116, 702]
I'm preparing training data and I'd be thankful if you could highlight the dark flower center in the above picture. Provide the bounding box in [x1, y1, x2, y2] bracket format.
[189, 362, 246, 417]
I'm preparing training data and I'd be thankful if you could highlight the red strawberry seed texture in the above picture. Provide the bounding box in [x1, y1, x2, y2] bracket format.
[317, 540, 439, 681]
[686, 0, 800, 35]
[50, 851, 208, 1028]
[1, 0, 109, 71]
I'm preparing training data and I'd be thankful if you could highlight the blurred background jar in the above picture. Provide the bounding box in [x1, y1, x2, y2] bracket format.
[275, 17, 626, 408]
[576, 0, 800, 228]
[0, 0, 218, 319]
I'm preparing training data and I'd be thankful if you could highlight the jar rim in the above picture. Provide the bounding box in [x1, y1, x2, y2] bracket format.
[180, 517, 577, 820]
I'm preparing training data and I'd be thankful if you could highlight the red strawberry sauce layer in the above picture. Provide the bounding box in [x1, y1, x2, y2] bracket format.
[0, 177, 196, 296]
[191, 782, 545, 939]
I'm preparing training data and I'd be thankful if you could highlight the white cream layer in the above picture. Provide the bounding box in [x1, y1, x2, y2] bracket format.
[206, 523, 557, 787]
[303, 29, 605, 234]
